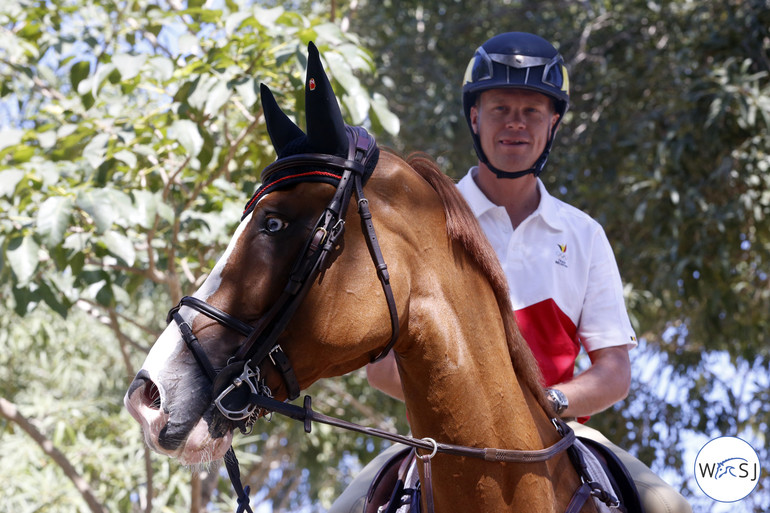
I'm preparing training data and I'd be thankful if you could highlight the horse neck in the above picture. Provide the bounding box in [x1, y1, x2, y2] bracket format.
[398, 254, 552, 452]
[395, 254, 582, 512]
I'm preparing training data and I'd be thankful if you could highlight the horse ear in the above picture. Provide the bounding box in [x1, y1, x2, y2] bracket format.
[260, 83, 305, 158]
[305, 42, 349, 157]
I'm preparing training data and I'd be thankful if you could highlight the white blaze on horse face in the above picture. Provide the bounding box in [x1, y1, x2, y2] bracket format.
[140, 212, 254, 395]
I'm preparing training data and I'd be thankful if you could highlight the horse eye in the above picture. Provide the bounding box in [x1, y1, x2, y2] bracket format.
[264, 216, 288, 234]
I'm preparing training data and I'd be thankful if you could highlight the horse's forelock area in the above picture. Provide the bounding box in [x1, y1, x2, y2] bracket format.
[403, 152, 547, 407]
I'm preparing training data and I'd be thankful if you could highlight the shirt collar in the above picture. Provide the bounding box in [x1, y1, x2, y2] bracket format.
[533, 177, 564, 231]
[461, 167, 499, 219]
[461, 167, 564, 231]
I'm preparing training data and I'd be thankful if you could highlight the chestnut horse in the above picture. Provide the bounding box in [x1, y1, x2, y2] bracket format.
[125, 43, 599, 513]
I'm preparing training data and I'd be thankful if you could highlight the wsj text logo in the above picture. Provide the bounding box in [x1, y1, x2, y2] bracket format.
[694, 436, 761, 503]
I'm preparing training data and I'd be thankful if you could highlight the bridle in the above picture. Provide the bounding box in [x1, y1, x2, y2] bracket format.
[164, 126, 621, 513]
[165, 125, 400, 512]
[167, 125, 396, 413]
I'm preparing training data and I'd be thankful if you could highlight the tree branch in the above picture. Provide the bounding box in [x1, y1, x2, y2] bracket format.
[182, 111, 263, 214]
[0, 397, 107, 513]
[76, 298, 157, 349]
[92, 259, 166, 284]
[143, 446, 154, 513]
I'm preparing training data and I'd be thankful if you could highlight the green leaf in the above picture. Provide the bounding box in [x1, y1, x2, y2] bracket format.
[130, 190, 157, 229]
[36, 130, 57, 149]
[80, 91, 95, 110]
[148, 56, 174, 82]
[77, 188, 117, 232]
[168, 119, 203, 157]
[11, 286, 37, 316]
[178, 33, 200, 55]
[91, 63, 117, 97]
[0, 169, 26, 198]
[0, 129, 24, 152]
[369, 92, 400, 135]
[62, 232, 90, 253]
[6, 235, 40, 284]
[11, 145, 35, 163]
[187, 75, 217, 111]
[37, 196, 74, 246]
[38, 281, 71, 318]
[204, 80, 231, 116]
[94, 281, 114, 307]
[101, 230, 136, 266]
[83, 133, 110, 170]
[224, 11, 252, 36]
[111, 54, 147, 81]
[234, 77, 257, 107]
[113, 149, 137, 169]
[253, 6, 284, 29]
[341, 94, 368, 126]
[69, 60, 91, 92]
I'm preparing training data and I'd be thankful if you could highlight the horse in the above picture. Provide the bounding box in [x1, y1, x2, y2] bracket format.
[124, 42, 605, 513]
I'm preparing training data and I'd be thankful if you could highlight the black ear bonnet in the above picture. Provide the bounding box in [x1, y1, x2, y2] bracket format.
[243, 42, 379, 219]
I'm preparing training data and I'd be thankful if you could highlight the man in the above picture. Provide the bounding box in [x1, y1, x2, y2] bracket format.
[334, 32, 691, 513]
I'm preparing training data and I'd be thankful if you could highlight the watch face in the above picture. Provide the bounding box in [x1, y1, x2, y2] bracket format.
[548, 389, 567, 414]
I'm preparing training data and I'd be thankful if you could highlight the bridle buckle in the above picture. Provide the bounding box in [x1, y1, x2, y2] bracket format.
[268, 345, 283, 367]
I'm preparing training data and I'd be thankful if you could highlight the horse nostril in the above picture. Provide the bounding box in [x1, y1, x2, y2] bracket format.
[143, 381, 162, 410]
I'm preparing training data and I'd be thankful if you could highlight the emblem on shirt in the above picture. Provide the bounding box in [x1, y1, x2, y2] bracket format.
[555, 244, 568, 268]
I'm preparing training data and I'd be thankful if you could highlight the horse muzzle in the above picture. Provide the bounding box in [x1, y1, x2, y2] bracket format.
[124, 370, 234, 465]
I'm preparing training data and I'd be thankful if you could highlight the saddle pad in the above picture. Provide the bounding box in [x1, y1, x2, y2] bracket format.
[573, 438, 617, 513]
[577, 436, 643, 513]
[364, 446, 419, 513]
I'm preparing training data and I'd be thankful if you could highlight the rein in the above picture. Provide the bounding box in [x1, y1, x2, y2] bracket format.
[245, 393, 620, 513]
[249, 393, 577, 464]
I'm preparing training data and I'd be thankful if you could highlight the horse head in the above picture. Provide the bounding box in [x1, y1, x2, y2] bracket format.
[124, 42, 419, 465]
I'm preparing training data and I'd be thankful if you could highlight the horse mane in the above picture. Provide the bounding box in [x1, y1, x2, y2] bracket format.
[404, 152, 550, 412]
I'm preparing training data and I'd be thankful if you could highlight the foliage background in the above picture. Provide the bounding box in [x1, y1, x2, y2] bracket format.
[1, 0, 768, 512]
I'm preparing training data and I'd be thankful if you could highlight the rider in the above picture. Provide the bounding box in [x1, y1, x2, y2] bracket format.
[333, 32, 692, 513]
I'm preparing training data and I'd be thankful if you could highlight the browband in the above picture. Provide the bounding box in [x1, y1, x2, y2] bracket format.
[242, 126, 379, 220]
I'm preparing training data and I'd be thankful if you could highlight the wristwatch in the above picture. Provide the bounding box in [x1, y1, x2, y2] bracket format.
[546, 388, 569, 415]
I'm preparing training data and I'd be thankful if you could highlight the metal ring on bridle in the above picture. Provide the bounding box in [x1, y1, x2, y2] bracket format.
[214, 362, 260, 421]
[422, 437, 438, 460]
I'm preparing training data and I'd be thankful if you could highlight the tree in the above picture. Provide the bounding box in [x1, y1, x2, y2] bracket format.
[1, 0, 402, 511]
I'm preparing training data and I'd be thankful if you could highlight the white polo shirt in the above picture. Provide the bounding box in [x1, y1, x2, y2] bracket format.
[457, 167, 637, 387]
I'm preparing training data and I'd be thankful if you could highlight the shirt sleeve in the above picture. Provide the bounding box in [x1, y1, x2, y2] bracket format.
[577, 225, 638, 353]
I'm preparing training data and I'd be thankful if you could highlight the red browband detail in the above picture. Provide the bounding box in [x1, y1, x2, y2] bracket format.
[243, 170, 342, 215]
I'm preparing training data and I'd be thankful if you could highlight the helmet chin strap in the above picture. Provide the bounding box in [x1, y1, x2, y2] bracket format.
[477, 133, 555, 179]
[473, 119, 559, 180]
[482, 145, 552, 179]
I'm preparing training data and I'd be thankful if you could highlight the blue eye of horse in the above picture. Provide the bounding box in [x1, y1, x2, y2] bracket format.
[265, 216, 288, 233]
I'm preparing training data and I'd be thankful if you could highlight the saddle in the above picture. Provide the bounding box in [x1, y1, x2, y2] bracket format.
[364, 438, 643, 513]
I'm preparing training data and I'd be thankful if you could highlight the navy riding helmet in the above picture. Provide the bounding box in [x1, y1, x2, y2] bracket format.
[462, 32, 570, 179]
